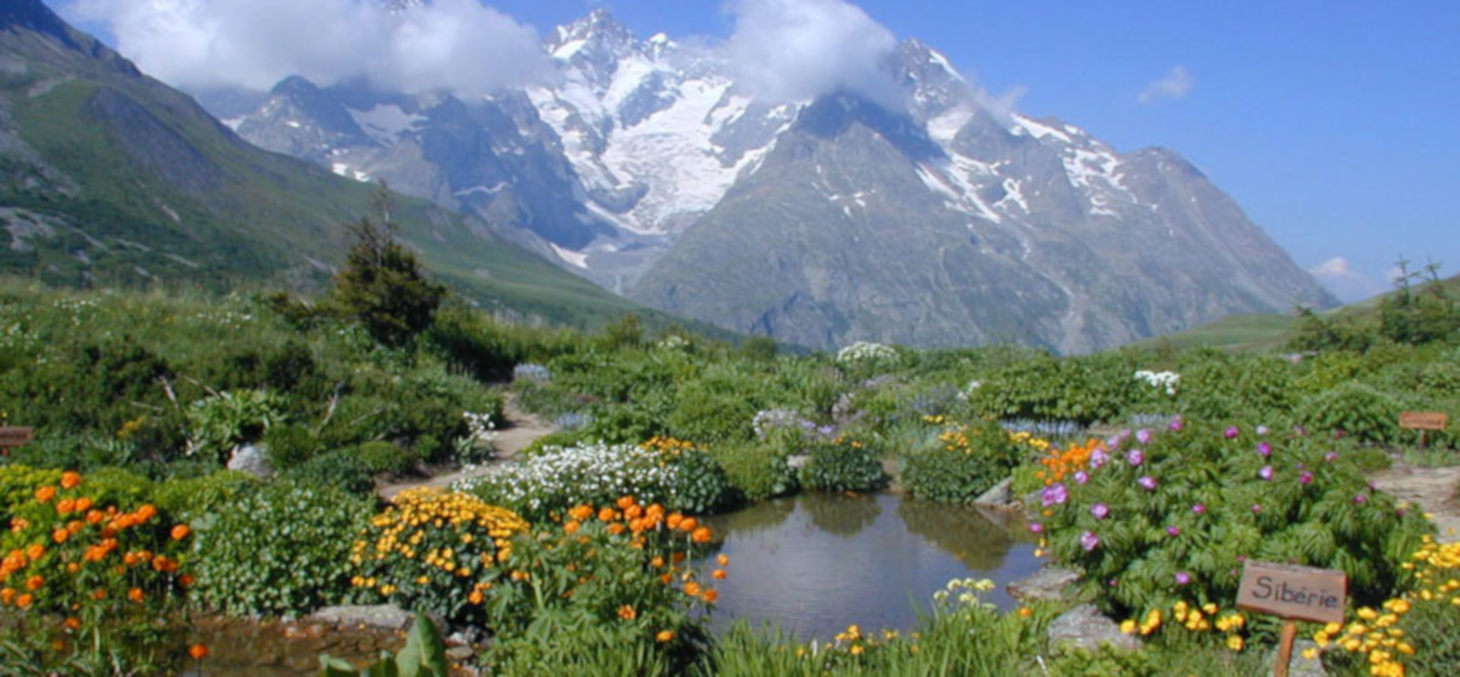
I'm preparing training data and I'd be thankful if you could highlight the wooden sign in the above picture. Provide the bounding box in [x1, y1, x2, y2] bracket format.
[1237, 561, 1347, 677]
[1400, 412, 1449, 431]
[1237, 561, 1347, 623]
[0, 427, 33, 447]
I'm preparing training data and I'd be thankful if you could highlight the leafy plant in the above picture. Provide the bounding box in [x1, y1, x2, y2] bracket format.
[319, 612, 448, 677]
[903, 419, 1022, 503]
[186, 389, 286, 460]
[329, 188, 446, 347]
[798, 437, 886, 493]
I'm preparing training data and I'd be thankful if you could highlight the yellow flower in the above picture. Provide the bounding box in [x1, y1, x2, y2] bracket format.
[1226, 635, 1244, 652]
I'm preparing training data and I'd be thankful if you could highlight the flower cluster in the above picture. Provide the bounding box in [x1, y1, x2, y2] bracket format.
[834, 341, 898, 366]
[351, 488, 529, 623]
[1134, 370, 1181, 396]
[460, 442, 680, 521]
[511, 363, 551, 383]
[1117, 600, 1250, 652]
[1, 469, 193, 663]
[1035, 438, 1104, 486]
[453, 410, 498, 462]
[1311, 535, 1460, 677]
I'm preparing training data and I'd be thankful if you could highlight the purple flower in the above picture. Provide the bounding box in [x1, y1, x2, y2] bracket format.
[1325, 451, 1339, 463]
[1224, 426, 1240, 439]
[1042, 483, 1069, 507]
[1257, 425, 1270, 436]
[1106, 435, 1124, 450]
[1251, 504, 1263, 514]
[1166, 526, 1182, 537]
[1175, 572, 1192, 585]
[1138, 475, 1158, 491]
[1029, 522, 1044, 534]
[1091, 503, 1110, 519]
[1126, 449, 1145, 467]
[1080, 531, 1100, 552]
[1073, 471, 1090, 485]
[1136, 429, 1154, 445]
[1256, 442, 1273, 457]
[1258, 465, 1274, 481]
[1355, 494, 1368, 505]
[1192, 503, 1206, 514]
[1090, 448, 1110, 469]
[1168, 416, 1185, 432]
[1300, 471, 1314, 485]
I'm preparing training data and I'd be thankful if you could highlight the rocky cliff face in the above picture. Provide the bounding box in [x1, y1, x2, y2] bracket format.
[223, 9, 1336, 351]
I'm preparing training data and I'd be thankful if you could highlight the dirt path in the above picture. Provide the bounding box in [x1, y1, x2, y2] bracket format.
[379, 393, 554, 501]
[1370, 461, 1460, 543]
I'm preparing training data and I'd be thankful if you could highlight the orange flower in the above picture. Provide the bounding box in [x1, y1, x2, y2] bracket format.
[712, 569, 727, 580]
[564, 520, 580, 534]
[624, 505, 644, 520]
[135, 505, 157, 522]
[25, 544, 44, 561]
[171, 524, 191, 541]
[15, 594, 32, 610]
[666, 514, 683, 530]
[56, 499, 76, 515]
[127, 587, 144, 603]
[74, 497, 92, 513]
[671, 552, 686, 565]
[684, 582, 702, 597]
[34, 486, 56, 503]
[702, 589, 718, 603]
[617, 604, 637, 620]
[25, 575, 43, 591]
[650, 556, 665, 568]
[717, 553, 730, 567]
[646, 504, 665, 517]
[90, 589, 106, 601]
[659, 573, 673, 585]
[679, 517, 698, 533]
[0, 588, 13, 605]
[616, 496, 636, 510]
[60, 472, 81, 489]
[189, 644, 209, 660]
[598, 507, 617, 522]
[607, 523, 626, 536]
[63, 617, 82, 631]
[65, 563, 79, 574]
[85, 510, 105, 525]
[691, 527, 712, 544]
[468, 589, 485, 605]
[656, 630, 674, 643]
[179, 574, 195, 587]
[51, 529, 69, 545]
[569, 505, 594, 522]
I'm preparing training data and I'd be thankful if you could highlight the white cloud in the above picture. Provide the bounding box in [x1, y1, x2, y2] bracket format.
[1137, 66, 1194, 104]
[62, 0, 550, 95]
[724, 0, 902, 110]
[1309, 257, 1386, 302]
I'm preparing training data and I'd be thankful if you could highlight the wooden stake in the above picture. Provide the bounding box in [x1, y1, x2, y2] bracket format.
[1420, 429, 1428, 451]
[1274, 618, 1298, 677]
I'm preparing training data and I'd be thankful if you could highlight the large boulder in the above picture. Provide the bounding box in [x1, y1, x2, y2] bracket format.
[1047, 604, 1140, 653]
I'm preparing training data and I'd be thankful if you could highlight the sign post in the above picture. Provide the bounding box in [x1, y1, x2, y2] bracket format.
[0, 427, 33, 456]
[1236, 561, 1347, 677]
[1399, 412, 1448, 451]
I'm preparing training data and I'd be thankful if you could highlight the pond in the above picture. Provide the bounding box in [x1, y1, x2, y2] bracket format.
[701, 492, 1041, 641]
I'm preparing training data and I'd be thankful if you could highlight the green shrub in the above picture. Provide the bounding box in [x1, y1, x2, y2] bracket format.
[152, 470, 259, 521]
[193, 481, 371, 616]
[262, 422, 320, 470]
[0, 464, 63, 514]
[285, 448, 377, 495]
[1042, 422, 1431, 624]
[666, 445, 737, 514]
[186, 389, 287, 461]
[355, 440, 416, 476]
[798, 437, 886, 493]
[709, 443, 797, 502]
[1297, 382, 1404, 445]
[904, 418, 1022, 503]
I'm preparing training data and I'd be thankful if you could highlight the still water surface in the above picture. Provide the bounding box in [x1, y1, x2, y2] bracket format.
[701, 492, 1040, 641]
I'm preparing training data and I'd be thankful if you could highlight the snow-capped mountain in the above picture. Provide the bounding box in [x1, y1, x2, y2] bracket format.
[220, 9, 1335, 352]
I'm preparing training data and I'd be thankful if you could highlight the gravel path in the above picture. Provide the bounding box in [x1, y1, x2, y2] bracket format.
[378, 393, 553, 501]
[1371, 462, 1460, 543]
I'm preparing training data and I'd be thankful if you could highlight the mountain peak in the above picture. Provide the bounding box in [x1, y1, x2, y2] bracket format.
[549, 9, 637, 59]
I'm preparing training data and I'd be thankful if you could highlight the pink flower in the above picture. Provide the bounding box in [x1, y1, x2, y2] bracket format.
[1127, 449, 1145, 467]
[1224, 426, 1240, 439]
[1073, 471, 1090, 485]
[1042, 484, 1069, 507]
[1324, 451, 1338, 463]
[1175, 572, 1192, 585]
[1029, 522, 1044, 534]
[1168, 416, 1184, 432]
[1192, 503, 1206, 514]
[1090, 448, 1110, 469]
[1258, 465, 1274, 481]
[1256, 425, 1270, 436]
[1256, 442, 1272, 457]
[1354, 494, 1368, 505]
[1136, 429, 1153, 445]
[1138, 476, 1158, 491]
[1079, 531, 1100, 552]
[1300, 471, 1314, 485]
[1166, 526, 1181, 537]
[1091, 503, 1110, 520]
[1251, 504, 1262, 514]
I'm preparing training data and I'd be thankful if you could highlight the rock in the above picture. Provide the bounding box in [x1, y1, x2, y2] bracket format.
[1047, 604, 1140, 653]
[226, 443, 273, 479]
[310, 604, 414, 631]
[974, 477, 1012, 507]
[787, 454, 811, 470]
[445, 646, 475, 661]
[1008, 566, 1080, 602]
[1269, 639, 1326, 677]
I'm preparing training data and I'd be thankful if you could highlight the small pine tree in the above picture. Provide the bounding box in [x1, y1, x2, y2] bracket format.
[1379, 258, 1460, 345]
[331, 185, 446, 346]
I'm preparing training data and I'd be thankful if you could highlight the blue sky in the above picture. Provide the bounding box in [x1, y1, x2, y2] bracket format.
[60, 1, 1460, 301]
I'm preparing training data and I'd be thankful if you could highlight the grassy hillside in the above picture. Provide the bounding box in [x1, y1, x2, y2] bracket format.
[1133, 272, 1460, 352]
[0, 6, 719, 336]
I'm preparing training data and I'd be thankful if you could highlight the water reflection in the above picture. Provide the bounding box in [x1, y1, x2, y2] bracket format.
[701, 493, 1042, 641]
